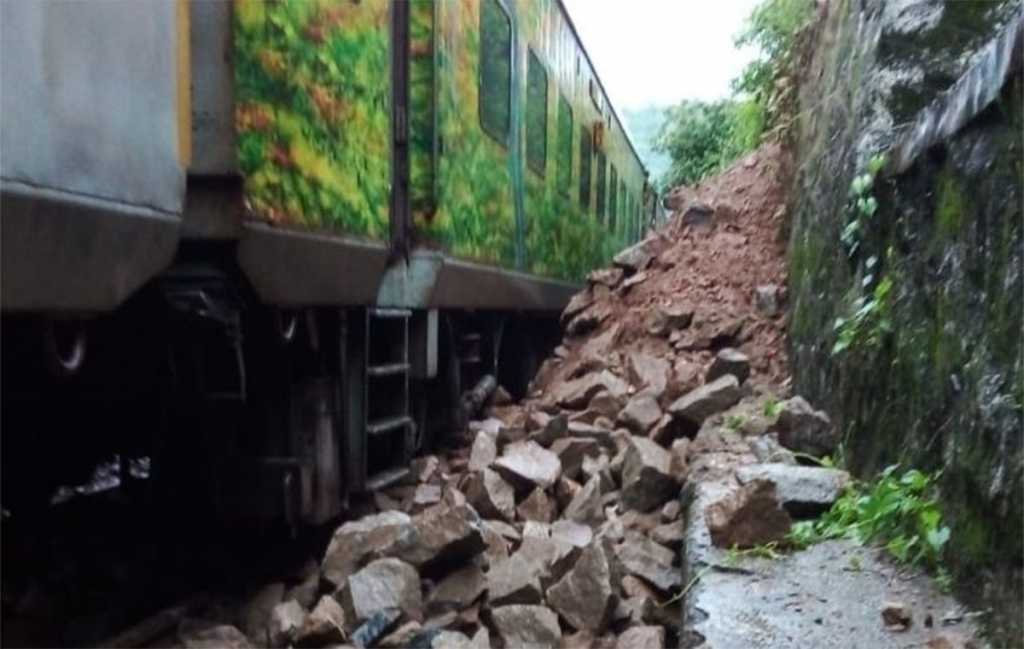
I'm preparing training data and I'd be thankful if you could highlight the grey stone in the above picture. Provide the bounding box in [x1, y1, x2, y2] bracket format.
[554, 371, 630, 410]
[615, 535, 681, 592]
[588, 390, 624, 420]
[468, 431, 497, 472]
[775, 396, 838, 458]
[618, 394, 663, 434]
[561, 290, 594, 325]
[749, 434, 797, 465]
[465, 468, 516, 521]
[380, 504, 486, 576]
[735, 463, 851, 516]
[551, 519, 594, 548]
[705, 479, 792, 549]
[493, 441, 562, 492]
[668, 375, 742, 429]
[589, 267, 625, 287]
[546, 543, 615, 633]
[581, 453, 617, 494]
[517, 487, 556, 523]
[563, 475, 605, 527]
[530, 413, 569, 446]
[554, 476, 582, 511]
[566, 421, 616, 449]
[517, 534, 581, 589]
[616, 625, 665, 649]
[470, 627, 491, 649]
[613, 240, 655, 272]
[487, 555, 543, 606]
[550, 437, 602, 480]
[428, 564, 485, 612]
[378, 621, 423, 648]
[705, 348, 751, 385]
[651, 521, 684, 549]
[626, 352, 672, 397]
[296, 596, 347, 647]
[489, 605, 562, 649]
[269, 600, 307, 648]
[341, 558, 422, 625]
[321, 511, 413, 590]
[484, 519, 520, 541]
[413, 484, 442, 509]
[620, 436, 677, 512]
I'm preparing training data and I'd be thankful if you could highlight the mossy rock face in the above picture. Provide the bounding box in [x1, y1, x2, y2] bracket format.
[788, 1, 1022, 641]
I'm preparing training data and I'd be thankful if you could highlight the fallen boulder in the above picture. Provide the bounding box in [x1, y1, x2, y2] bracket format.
[668, 375, 742, 430]
[350, 608, 402, 648]
[487, 554, 543, 606]
[613, 240, 655, 272]
[269, 600, 307, 648]
[550, 437, 602, 481]
[489, 605, 562, 649]
[493, 441, 562, 492]
[705, 348, 751, 385]
[616, 625, 665, 649]
[774, 396, 838, 458]
[615, 534, 681, 593]
[704, 479, 792, 549]
[516, 487, 556, 523]
[340, 558, 422, 627]
[562, 475, 605, 527]
[377, 504, 485, 578]
[321, 511, 413, 590]
[618, 393, 663, 435]
[545, 543, 616, 633]
[553, 371, 629, 410]
[468, 431, 497, 472]
[464, 468, 516, 521]
[620, 436, 677, 512]
[296, 596, 347, 647]
[735, 463, 851, 516]
[427, 564, 485, 613]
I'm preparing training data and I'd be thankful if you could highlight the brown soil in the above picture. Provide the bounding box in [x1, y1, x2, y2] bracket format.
[532, 141, 792, 399]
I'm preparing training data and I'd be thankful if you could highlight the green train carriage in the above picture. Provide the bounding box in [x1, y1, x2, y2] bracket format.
[0, 0, 654, 524]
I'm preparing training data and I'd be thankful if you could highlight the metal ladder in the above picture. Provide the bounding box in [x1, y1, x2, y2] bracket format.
[361, 308, 416, 492]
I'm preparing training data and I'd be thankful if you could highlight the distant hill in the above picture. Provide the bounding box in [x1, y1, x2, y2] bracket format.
[623, 105, 672, 190]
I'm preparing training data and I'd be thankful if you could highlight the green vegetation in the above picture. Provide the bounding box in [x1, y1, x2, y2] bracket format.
[762, 397, 783, 418]
[789, 466, 952, 578]
[840, 154, 886, 257]
[832, 274, 894, 356]
[655, 0, 814, 188]
[725, 414, 748, 431]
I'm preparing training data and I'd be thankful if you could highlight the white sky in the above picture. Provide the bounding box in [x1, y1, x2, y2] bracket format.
[562, 0, 762, 110]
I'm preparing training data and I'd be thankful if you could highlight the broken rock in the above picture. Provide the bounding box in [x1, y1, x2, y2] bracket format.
[754, 284, 782, 317]
[668, 374, 742, 430]
[321, 511, 413, 590]
[517, 488, 556, 523]
[705, 479, 792, 549]
[468, 431, 497, 473]
[735, 463, 851, 516]
[374, 503, 485, 580]
[775, 396, 838, 458]
[551, 519, 594, 548]
[350, 608, 403, 648]
[464, 468, 516, 521]
[427, 564, 485, 613]
[618, 393, 663, 435]
[554, 371, 629, 410]
[881, 601, 912, 631]
[341, 558, 422, 627]
[493, 441, 562, 492]
[546, 543, 615, 633]
[269, 600, 307, 648]
[563, 475, 605, 527]
[626, 352, 671, 396]
[296, 596, 347, 647]
[489, 605, 562, 649]
[613, 239, 655, 272]
[179, 623, 253, 649]
[487, 554, 543, 606]
[616, 625, 665, 649]
[705, 348, 751, 385]
[550, 437, 602, 480]
[615, 535, 681, 592]
[620, 436, 677, 512]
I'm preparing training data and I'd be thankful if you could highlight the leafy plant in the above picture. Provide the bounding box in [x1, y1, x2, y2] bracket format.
[840, 154, 886, 257]
[762, 397, 783, 418]
[725, 541, 783, 566]
[832, 274, 894, 355]
[732, 0, 815, 132]
[656, 98, 764, 187]
[725, 414, 748, 431]
[788, 465, 952, 573]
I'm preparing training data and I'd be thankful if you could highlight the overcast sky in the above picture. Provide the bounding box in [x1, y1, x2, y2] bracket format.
[562, 0, 761, 110]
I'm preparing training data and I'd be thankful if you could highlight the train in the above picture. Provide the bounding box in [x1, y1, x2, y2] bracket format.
[0, 0, 655, 527]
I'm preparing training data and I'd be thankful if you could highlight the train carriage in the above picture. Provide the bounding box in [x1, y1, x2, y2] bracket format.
[0, 0, 654, 525]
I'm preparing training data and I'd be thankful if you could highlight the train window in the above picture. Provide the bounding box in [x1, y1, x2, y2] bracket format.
[479, 0, 511, 145]
[579, 127, 592, 212]
[595, 151, 606, 223]
[608, 165, 618, 232]
[526, 49, 548, 175]
[557, 95, 573, 195]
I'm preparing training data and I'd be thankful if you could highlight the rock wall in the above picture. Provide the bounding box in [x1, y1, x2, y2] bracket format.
[786, 0, 1022, 639]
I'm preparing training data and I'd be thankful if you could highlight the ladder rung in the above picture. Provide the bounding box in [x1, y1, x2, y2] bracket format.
[366, 467, 410, 491]
[370, 308, 412, 319]
[367, 362, 410, 377]
[367, 415, 413, 436]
